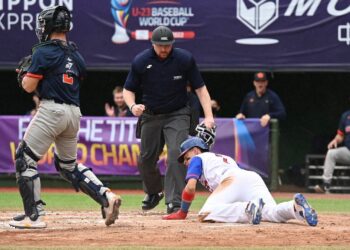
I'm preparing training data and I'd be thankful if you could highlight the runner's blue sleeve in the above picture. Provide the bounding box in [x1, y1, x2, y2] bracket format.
[185, 156, 203, 181]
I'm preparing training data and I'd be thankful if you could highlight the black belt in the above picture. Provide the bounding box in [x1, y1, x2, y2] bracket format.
[144, 105, 186, 115]
[47, 98, 78, 107]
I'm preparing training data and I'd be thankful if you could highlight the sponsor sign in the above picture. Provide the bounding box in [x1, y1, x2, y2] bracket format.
[1, 0, 349, 70]
[0, 116, 270, 177]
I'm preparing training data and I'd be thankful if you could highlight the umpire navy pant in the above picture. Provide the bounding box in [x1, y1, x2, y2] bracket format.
[138, 106, 190, 205]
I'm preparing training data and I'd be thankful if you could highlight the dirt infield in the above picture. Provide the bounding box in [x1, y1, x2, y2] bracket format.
[1, 188, 350, 248]
[0, 210, 349, 248]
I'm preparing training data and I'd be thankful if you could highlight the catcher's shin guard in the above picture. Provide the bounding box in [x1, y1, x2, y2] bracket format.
[15, 140, 42, 220]
[17, 176, 40, 221]
[54, 154, 108, 207]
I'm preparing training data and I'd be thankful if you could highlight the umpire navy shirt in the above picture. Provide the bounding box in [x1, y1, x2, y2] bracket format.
[27, 41, 86, 106]
[124, 48, 204, 114]
[337, 110, 350, 149]
[239, 89, 286, 119]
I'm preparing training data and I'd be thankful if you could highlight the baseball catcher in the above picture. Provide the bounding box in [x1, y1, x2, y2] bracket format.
[9, 6, 121, 229]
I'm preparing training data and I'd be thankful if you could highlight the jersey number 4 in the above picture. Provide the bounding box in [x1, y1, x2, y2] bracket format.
[63, 74, 74, 85]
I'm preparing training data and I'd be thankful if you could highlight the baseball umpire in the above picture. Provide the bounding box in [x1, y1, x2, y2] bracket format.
[9, 6, 121, 229]
[123, 26, 215, 214]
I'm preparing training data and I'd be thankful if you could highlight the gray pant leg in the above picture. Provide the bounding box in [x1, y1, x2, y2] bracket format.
[21, 102, 66, 203]
[54, 105, 108, 195]
[323, 147, 350, 183]
[139, 113, 164, 194]
[24, 101, 66, 158]
[54, 105, 81, 171]
[163, 108, 190, 205]
[164, 173, 176, 205]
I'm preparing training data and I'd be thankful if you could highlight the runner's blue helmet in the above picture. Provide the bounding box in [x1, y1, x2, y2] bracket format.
[178, 137, 209, 163]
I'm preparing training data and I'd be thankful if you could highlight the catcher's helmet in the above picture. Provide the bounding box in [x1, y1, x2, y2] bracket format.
[151, 26, 175, 45]
[195, 123, 216, 148]
[177, 137, 209, 163]
[36, 6, 71, 42]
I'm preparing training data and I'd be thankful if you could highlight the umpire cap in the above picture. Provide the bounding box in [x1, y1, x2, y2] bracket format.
[178, 137, 209, 163]
[151, 26, 175, 45]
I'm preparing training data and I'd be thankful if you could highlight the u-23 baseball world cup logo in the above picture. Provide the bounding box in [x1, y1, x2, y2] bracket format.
[111, 0, 133, 44]
[236, 0, 279, 45]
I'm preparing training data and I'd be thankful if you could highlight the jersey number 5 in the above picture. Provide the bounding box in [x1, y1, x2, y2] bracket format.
[63, 74, 73, 85]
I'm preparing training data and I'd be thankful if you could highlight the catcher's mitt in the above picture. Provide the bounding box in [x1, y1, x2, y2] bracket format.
[16, 55, 32, 87]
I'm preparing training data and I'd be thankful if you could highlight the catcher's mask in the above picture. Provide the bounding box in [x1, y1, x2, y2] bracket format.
[195, 123, 216, 149]
[177, 137, 209, 164]
[36, 5, 71, 42]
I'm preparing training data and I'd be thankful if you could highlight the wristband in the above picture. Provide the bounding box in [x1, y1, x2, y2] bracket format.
[130, 103, 136, 112]
[181, 190, 195, 213]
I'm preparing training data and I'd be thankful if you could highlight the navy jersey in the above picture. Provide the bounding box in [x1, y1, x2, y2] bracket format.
[239, 89, 286, 119]
[337, 110, 350, 149]
[27, 40, 86, 106]
[124, 48, 204, 114]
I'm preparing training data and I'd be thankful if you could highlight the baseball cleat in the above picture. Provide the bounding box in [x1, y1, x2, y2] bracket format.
[245, 198, 264, 225]
[9, 216, 47, 229]
[294, 193, 318, 227]
[104, 191, 122, 226]
[13, 203, 46, 221]
[141, 192, 164, 211]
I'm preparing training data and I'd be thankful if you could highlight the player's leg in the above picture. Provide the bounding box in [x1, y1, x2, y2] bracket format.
[240, 172, 318, 225]
[8, 141, 47, 229]
[54, 105, 121, 226]
[316, 147, 350, 193]
[197, 176, 256, 223]
[9, 105, 60, 228]
[198, 170, 273, 223]
[138, 112, 164, 210]
[238, 170, 297, 223]
[263, 193, 317, 226]
[163, 107, 190, 211]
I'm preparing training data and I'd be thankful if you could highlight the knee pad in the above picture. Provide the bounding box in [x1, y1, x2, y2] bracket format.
[15, 141, 39, 174]
[17, 175, 40, 220]
[54, 154, 108, 207]
[54, 153, 76, 185]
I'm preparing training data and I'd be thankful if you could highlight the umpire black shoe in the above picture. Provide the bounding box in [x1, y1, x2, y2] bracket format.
[142, 192, 164, 211]
[166, 203, 181, 214]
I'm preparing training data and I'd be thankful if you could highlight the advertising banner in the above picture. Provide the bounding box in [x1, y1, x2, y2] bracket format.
[0, 0, 349, 70]
[0, 116, 270, 177]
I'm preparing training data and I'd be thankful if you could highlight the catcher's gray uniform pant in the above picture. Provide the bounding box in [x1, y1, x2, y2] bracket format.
[323, 146, 350, 184]
[20, 100, 108, 202]
[139, 106, 190, 205]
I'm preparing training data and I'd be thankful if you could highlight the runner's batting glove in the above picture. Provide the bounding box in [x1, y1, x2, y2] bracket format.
[162, 209, 187, 220]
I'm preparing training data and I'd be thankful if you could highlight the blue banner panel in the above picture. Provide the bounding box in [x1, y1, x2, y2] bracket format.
[1, 0, 350, 70]
[0, 116, 269, 177]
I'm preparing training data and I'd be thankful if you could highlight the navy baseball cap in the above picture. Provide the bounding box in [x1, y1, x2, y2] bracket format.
[254, 72, 267, 81]
[177, 137, 209, 163]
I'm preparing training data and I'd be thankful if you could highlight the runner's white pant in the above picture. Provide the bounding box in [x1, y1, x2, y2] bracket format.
[199, 170, 298, 223]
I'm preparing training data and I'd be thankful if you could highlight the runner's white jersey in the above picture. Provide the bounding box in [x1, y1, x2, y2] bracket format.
[186, 152, 241, 192]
